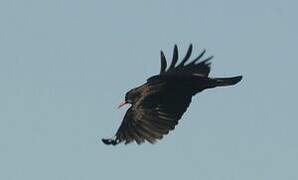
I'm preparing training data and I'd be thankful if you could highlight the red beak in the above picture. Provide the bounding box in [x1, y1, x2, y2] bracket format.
[118, 100, 128, 109]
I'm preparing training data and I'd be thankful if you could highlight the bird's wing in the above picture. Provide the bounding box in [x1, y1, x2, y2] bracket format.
[102, 85, 192, 145]
[152, 44, 212, 81]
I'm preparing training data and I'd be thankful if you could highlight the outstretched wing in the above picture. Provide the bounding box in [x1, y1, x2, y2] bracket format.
[159, 44, 213, 77]
[102, 84, 193, 145]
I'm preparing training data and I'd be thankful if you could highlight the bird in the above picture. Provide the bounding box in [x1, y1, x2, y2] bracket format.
[102, 44, 242, 146]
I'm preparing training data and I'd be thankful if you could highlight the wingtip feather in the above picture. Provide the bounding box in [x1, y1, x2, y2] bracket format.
[160, 51, 167, 74]
[169, 45, 179, 69]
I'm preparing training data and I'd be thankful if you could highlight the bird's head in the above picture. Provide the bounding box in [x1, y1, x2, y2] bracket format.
[118, 88, 141, 108]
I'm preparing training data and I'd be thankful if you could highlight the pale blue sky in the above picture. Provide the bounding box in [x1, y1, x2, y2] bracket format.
[0, 0, 297, 180]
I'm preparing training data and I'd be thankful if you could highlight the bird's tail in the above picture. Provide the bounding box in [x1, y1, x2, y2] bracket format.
[208, 76, 243, 88]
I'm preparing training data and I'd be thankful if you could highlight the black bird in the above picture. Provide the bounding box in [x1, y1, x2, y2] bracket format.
[102, 44, 242, 145]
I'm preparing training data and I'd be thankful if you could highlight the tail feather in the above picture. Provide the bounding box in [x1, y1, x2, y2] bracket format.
[209, 76, 242, 87]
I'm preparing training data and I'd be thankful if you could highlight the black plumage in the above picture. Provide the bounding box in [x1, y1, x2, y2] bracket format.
[102, 44, 242, 145]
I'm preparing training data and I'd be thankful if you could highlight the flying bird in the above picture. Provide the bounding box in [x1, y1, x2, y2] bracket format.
[102, 44, 242, 145]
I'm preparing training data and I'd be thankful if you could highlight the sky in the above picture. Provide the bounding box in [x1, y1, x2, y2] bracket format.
[0, 0, 297, 180]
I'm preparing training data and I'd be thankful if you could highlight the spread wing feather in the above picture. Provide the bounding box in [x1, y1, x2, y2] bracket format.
[160, 51, 167, 74]
[159, 44, 213, 77]
[169, 45, 179, 69]
[179, 44, 193, 67]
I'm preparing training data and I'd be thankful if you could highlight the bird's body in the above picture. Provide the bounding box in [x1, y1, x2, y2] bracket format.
[102, 44, 242, 145]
